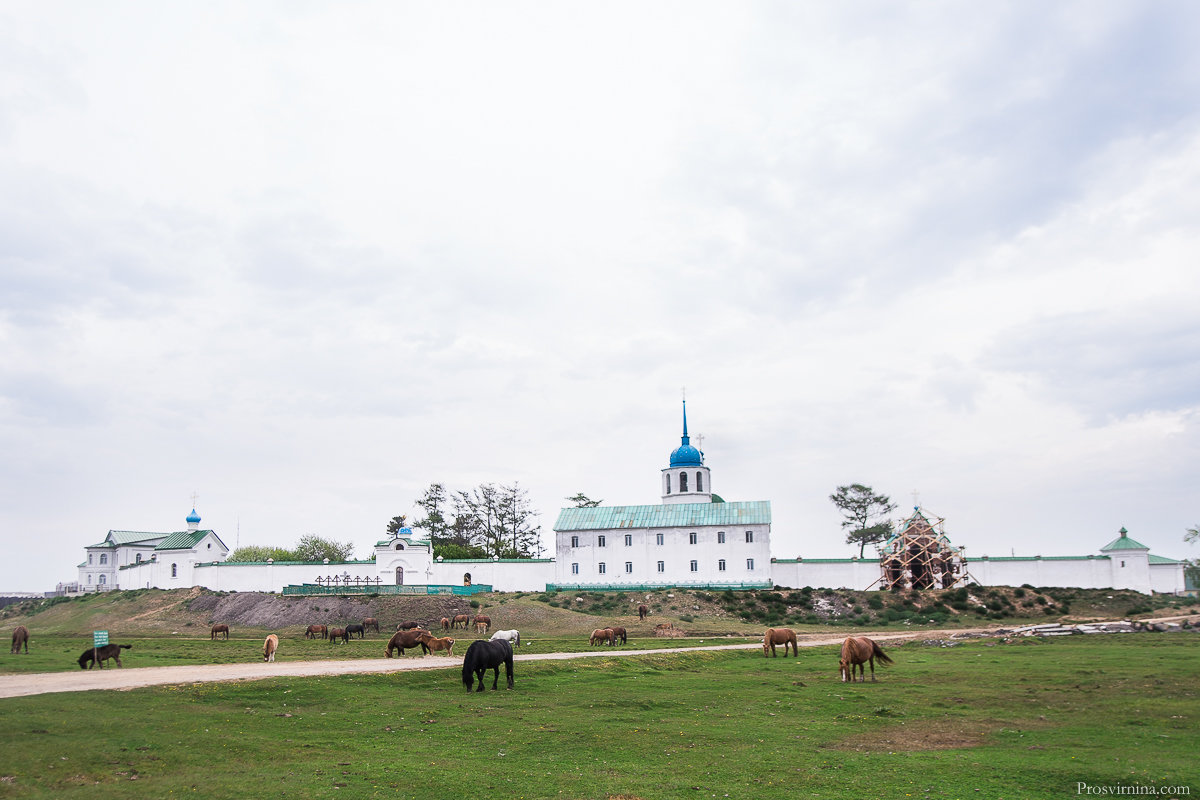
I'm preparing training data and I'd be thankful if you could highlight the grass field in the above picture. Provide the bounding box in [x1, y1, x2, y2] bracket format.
[1, 635, 1196, 800]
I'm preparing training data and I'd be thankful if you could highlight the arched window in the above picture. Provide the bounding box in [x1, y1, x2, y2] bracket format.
[395, 542, 405, 550]
[99, 553, 108, 565]
[98, 574, 107, 585]
[696, 472, 703, 492]
[135, 553, 142, 563]
[171, 563, 178, 577]
[679, 472, 689, 492]
[689, 560, 698, 572]
[464, 572, 472, 585]
[665, 474, 671, 494]
[396, 567, 404, 585]
[718, 559, 726, 571]
[598, 562, 606, 574]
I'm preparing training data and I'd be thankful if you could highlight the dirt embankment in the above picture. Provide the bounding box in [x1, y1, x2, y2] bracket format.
[187, 593, 480, 631]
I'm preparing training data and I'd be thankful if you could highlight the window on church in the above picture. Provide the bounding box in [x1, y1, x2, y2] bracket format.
[624, 534, 632, 546]
[656, 533, 664, 546]
[598, 562, 606, 574]
[696, 472, 703, 492]
[680, 472, 689, 492]
[745, 530, 754, 543]
[571, 563, 579, 575]
[689, 560, 698, 572]
[746, 558, 755, 571]
[99, 553, 108, 565]
[625, 561, 632, 573]
[689, 532, 697, 545]
[598, 535, 606, 548]
[98, 574, 106, 585]
[657, 561, 665, 573]
[88, 554, 93, 564]
[171, 563, 178, 578]
[135, 553, 142, 563]
[87, 574, 92, 584]
[718, 531, 725, 544]
[571, 536, 579, 548]
[665, 474, 671, 494]
[718, 559, 726, 571]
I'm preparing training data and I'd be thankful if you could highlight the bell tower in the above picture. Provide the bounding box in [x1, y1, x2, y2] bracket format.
[661, 399, 712, 505]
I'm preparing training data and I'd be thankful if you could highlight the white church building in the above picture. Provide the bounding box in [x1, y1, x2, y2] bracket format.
[72, 404, 1188, 596]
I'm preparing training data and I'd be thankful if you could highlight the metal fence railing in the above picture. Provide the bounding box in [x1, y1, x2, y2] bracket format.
[281, 583, 493, 597]
[544, 581, 772, 593]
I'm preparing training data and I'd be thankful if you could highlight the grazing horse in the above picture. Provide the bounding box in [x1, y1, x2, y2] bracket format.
[417, 632, 456, 655]
[461, 639, 514, 692]
[608, 626, 627, 645]
[762, 628, 798, 657]
[263, 634, 279, 662]
[396, 621, 421, 631]
[210, 624, 230, 641]
[363, 618, 380, 633]
[328, 627, 349, 644]
[654, 622, 673, 632]
[490, 629, 521, 647]
[440, 617, 451, 631]
[590, 628, 615, 646]
[840, 636, 893, 682]
[386, 629, 431, 657]
[305, 624, 328, 640]
[78, 644, 131, 669]
[345, 624, 365, 639]
[473, 615, 491, 634]
[638, 604, 648, 620]
[11, 625, 29, 654]
[452, 614, 470, 629]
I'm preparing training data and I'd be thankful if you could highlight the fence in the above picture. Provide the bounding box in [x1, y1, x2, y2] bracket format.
[281, 583, 493, 597]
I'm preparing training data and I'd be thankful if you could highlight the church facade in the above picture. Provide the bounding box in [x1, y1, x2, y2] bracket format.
[69, 404, 1188, 596]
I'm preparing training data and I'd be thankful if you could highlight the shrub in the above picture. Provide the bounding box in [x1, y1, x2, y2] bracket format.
[868, 596, 884, 610]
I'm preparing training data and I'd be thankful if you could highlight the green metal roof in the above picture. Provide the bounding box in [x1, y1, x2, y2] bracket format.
[100, 531, 167, 547]
[1099, 528, 1151, 552]
[374, 537, 433, 548]
[553, 501, 770, 532]
[155, 530, 215, 551]
[1148, 554, 1182, 565]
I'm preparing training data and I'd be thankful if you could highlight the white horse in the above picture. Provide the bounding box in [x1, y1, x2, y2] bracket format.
[490, 629, 521, 647]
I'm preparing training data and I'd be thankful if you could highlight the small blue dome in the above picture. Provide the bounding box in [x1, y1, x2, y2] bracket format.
[186, 508, 201, 524]
[670, 443, 704, 467]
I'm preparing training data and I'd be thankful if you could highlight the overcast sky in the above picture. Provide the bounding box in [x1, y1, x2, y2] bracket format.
[2, 3, 1198, 592]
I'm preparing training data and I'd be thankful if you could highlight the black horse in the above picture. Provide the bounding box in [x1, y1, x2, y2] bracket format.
[78, 644, 131, 669]
[461, 639, 514, 693]
[345, 624, 365, 639]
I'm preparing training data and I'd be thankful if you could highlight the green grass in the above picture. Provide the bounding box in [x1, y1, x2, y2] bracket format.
[1, 635, 1197, 799]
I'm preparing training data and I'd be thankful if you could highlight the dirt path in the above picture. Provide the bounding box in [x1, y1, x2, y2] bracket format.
[3, 617, 1192, 700]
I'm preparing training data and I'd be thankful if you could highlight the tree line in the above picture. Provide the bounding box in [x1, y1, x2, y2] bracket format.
[406, 481, 543, 560]
[227, 534, 356, 564]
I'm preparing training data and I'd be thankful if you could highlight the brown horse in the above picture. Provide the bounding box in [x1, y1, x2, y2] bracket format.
[210, 624, 230, 641]
[305, 624, 327, 640]
[762, 628, 797, 657]
[417, 632, 455, 655]
[452, 614, 470, 629]
[590, 628, 615, 646]
[78, 644, 131, 669]
[638, 604, 648, 620]
[11, 625, 29, 654]
[328, 627, 349, 644]
[473, 615, 491, 634]
[263, 634, 279, 662]
[840, 636, 893, 682]
[386, 629, 431, 657]
[363, 618, 380, 633]
[440, 617, 451, 631]
[654, 622, 673, 632]
[608, 626, 627, 645]
[397, 621, 421, 631]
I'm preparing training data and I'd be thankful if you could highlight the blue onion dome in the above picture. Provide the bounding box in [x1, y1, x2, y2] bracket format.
[670, 440, 704, 467]
[669, 398, 705, 467]
[186, 508, 201, 524]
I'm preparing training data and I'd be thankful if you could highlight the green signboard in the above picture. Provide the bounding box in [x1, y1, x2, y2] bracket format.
[93, 630, 108, 648]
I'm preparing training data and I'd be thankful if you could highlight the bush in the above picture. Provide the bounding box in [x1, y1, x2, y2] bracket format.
[469, 600, 480, 609]
[868, 596, 884, 610]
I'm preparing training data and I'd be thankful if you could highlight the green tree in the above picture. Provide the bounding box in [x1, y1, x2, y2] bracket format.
[830, 484, 897, 558]
[432, 542, 490, 560]
[414, 483, 453, 546]
[293, 534, 355, 562]
[566, 492, 602, 508]
[1185, 524, 1200, 588]
[385, 514, 408, 537]
[499, 482, 542, 557]
[226, 545, 295, 563]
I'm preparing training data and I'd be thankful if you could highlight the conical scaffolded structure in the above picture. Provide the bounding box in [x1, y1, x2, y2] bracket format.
[878, 507, 970, 590]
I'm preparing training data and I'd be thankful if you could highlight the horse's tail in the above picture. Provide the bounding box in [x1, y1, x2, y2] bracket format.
[119, 644, 132, 650]
[461, 648, 474, 690]
[870, 640, 893, 665]
[514, 631, 520, 647]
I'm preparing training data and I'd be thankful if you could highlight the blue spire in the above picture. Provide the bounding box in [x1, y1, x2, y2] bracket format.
[669, 398, 703, 467]
[681, 398, 690, 445]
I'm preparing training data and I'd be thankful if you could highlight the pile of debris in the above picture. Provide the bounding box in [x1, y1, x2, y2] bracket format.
[1009, 620, 1190, 637]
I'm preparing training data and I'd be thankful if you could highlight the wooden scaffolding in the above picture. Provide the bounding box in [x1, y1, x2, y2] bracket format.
[877, 507, 971, 591]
